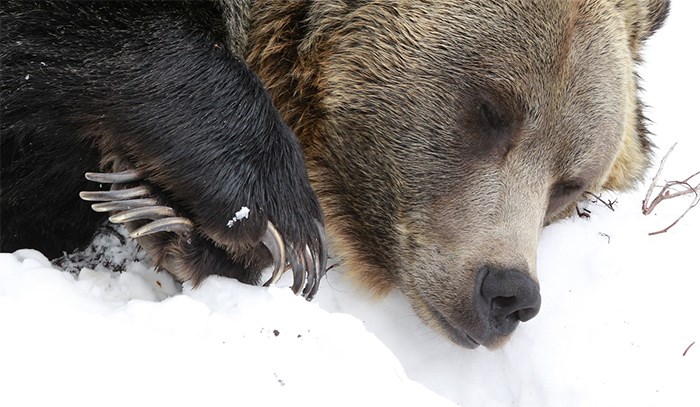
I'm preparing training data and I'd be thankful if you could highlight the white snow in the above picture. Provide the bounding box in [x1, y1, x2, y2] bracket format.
[1, 3, 698, 407]
[227, 206, 250, 227]
[0, 251, 453, 407]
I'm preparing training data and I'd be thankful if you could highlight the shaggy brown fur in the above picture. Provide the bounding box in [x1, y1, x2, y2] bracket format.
[244, 0, 669, 347]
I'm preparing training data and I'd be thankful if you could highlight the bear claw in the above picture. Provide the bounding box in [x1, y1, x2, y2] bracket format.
[261, 221, 286, 287]
[79, 185, 150, 201]
[80, 171, 327, 300]
[108, 206, 177, 223]
[85, 170, 142, 184]
[90, 198, 159, 212]
[129, 217, 195, 238]
[263, 221, 327, 300]
[302, 221, 328, 300]
[301, 244, 317, 297]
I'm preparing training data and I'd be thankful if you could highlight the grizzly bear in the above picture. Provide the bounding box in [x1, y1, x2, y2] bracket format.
[0, 0, 669, 349]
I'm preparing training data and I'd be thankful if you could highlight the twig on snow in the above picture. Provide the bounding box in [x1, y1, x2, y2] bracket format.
[575, 192, 616, 219]
[641, 143, 700, 235]
[584, 191, 618, 211]
[576, 206, 591, 219]
[683, 341, 695, 357]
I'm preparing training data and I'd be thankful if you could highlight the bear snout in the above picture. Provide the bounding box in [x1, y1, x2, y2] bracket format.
[476, 266, 542, 339]
[418, 265, 541, 348]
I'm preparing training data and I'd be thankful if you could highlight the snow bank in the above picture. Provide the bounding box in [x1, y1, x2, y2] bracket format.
[0, 250, 454, 407]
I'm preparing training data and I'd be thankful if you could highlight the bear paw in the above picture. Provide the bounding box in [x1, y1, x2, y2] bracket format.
[79, 169, 327, 300]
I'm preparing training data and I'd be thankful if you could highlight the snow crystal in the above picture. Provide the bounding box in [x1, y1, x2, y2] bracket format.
[227, 206, 250, 227]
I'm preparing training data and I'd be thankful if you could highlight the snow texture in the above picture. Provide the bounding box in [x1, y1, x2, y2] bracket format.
[227, 206, 250, 227]
[1, 4, 698, 407]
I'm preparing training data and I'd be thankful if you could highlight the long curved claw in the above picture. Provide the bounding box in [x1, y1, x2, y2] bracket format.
[85, 170, 142, 184]
[290, 252, 306, 295]
[79, 186, 150, 202]
[91, 198, 158, 213]
[305, 221, 328, 300]
[109, 206, 177, 223]
[301, 244, 316, 298]
[262, 222, 286, 287]
[316, 221, 328, 277]
[130, 217, 194, 238]
[82, 170, 195, 241]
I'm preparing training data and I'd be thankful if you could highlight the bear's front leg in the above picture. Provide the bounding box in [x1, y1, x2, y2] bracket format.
[77, 50, 327, 296]
[70, 19, 327, 298]
[1, 1, 326, 298]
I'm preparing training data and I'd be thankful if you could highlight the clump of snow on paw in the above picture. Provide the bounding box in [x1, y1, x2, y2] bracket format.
[227, 205, 250, 227]
[48, 223, 181, 302]
[52, 224, 147, 275]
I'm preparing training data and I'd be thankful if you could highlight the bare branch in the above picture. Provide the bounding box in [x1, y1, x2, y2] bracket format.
[643, 143, 677, 214]
[583, 191, 617, 211]
[576, 206, 591, 219]
[649, 191, 699, 235]
[642, 143, 700, 235]
[683, 341, 695, 357]
[661, 181, 700, 200]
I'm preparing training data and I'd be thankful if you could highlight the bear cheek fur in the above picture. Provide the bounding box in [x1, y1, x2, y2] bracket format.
[599, 0, 671, 192]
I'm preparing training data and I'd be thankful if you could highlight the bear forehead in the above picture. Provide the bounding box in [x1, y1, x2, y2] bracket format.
[323, 0, 629, 100]
[320, 1, 631, 152]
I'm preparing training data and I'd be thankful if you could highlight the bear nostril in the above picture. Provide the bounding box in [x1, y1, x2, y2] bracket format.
[515, 303, 540, 322]
[492, 295, 519, 314]
[478, 267, 542, 333]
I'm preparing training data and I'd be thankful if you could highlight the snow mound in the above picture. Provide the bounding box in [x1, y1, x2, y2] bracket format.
[0, 250, 454, 407]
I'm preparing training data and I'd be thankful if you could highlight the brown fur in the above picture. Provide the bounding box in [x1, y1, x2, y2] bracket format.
[241, 0, 668, 347]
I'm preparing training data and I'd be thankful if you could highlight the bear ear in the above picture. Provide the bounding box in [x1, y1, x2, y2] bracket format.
[622, 0, 670, 49]
[644, 0, 671, 38]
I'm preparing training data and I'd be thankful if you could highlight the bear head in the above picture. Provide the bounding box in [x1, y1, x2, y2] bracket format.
[246, 0, 669, 348]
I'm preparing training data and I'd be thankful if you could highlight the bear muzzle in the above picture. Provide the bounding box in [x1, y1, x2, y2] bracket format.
[425, 266, 541, 348]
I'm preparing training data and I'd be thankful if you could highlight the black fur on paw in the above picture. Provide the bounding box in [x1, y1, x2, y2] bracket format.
[2, 0, 327, 299]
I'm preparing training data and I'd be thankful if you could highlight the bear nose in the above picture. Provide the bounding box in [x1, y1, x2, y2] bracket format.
[478, 267, 541, 335]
